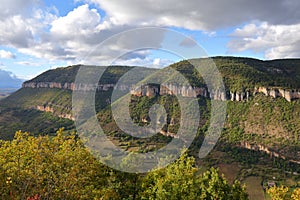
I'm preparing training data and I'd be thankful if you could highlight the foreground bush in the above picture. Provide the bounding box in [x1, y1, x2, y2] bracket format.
[0, 129, 249, 199]
[267, 186, 300, 200]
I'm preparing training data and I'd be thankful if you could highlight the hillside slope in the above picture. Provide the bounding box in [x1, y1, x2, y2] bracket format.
[2, 58, 300, 144]
[0, 59, 300, 153]
[1, 57, 300, 196]
[0, 65, 154, 139]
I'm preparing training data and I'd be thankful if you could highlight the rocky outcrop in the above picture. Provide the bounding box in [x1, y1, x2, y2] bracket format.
[36, 105, 54, 113]
[229, 91, 251, 101]
[23, 82, 72, 90]
[240, 141, 300, 165]
[23, 82, 117, 91]
[130, 84, 299, 102]
[254, 87, 300, 102]
[130, 84, 227, 100]
[159, 130, 179, 138]
[23, 82, 300, 102]
[36, 105, 74, 121]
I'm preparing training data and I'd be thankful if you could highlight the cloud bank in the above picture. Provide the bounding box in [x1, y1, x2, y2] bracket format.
[0, 0, 300, 65]
[88, 0, 300, 30]
[228, 22, 300, 59]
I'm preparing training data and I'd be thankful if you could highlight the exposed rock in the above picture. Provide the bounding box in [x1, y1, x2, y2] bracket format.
[36, 105, 54, 113]
[23, 82, 115, 91]
[23, 81, 300, 102]
[159, 130, 179, 138]
[170, 118, 177, 125]
[236, 93, 241, 101]
[36, 105, 75, 121]
[130, 84, 227, 100]
[240, 141, 300, 165]
[141, 117, 149, 123]
[246, 91, 250, 101]
[229, 90, 250, 102]
[209, 89, 227, 101]
[254, 87, 300, 102]
[230, 91, 235, 101]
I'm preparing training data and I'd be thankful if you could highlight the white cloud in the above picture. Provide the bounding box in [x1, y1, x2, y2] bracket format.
[153, 58, 161, 66]
[0, 5, 57, 49]
[0, 0, 39, 19]
[86, 0, 300, 30]
[7, 4, 164, 64]
[0, 15, 34, 48]
[0, 0, 300, 68]
[0, 50, 16, 59]
[228, 22, 300, 59]
[112, 56, 173, 68]
[50, 4, 101, 36]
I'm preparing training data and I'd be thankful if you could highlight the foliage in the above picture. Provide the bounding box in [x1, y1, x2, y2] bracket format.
[1, 57, 300, 198]
[267, 185, 300, 200]
[141, 151, 249, 200]
[0, 108, 74, 140]
[0, 130, 249, 199]
[213, 57, 300, 90]
[267, 186, 289, 200]
[0, 129, 113, 199]
[22, 65, 151, 85]
[291, 188, 300, 200]
[267, 186, 300, 200]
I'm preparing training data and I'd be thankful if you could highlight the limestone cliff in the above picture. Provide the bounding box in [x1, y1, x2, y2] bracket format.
[22, 82, 115, 91]
[36, 105, 75, 121]
[22, 82, 300, 102]
[254, 87, 300, 102]
[240, 141, 300, 165]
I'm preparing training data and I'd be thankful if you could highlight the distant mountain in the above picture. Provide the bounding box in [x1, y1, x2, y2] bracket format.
[0, 69, 24, 89]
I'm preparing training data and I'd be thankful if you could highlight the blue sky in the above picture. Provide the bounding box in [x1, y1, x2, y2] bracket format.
[0, 0, 299, 82]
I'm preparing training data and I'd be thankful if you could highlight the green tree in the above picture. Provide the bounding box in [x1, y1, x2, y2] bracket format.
[0, 130, 250, 200]
[291, 188, 300, 200]
[140, 151, 248, 200]
[0, 129, 112, 199]
[267, 186, 289, 200]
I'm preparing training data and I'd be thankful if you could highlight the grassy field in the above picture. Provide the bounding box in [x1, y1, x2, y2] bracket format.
[217, 162, 241, 184]
[243, 176, 266, 200]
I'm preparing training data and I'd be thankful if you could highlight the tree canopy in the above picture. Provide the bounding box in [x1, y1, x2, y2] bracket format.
[0, 129, 249, 200]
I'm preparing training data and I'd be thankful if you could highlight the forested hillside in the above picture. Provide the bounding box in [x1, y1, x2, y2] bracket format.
[1, 57, 300, 199]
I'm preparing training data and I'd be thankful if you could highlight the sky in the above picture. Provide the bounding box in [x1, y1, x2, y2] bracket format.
[0, 0, 300, 84]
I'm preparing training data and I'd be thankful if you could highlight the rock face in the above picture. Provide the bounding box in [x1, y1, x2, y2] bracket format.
[23, 82, 300, 102]
[36, 105, 54, 113]
[240, 141, 300, 165]
[22, 82, 117, 91]
[130, 84, 228, 100]
[130, 84, 300, 102]
[36, 105, 75, 121]
[254, 87, 300, 102]
[229, 91, 251, 102]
